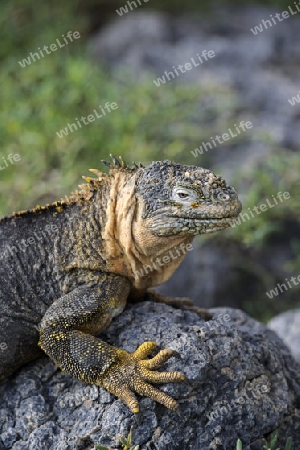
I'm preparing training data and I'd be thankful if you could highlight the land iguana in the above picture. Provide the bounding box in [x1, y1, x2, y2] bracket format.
[0, 157, 242, 413]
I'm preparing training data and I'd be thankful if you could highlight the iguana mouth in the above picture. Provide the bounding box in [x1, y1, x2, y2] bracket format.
[189, 217, 237, 226]
[194, 217, 238, 224]
[167, 216, 238, 223]
[196, 217, 239, 228]
[148, 215, 239, 236]
[182, 217, 234, 221]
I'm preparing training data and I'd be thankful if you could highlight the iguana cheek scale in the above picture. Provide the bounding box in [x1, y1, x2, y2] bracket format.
[0, 156, 242, 413]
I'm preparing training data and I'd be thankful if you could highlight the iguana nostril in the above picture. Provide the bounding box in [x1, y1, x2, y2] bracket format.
[217, 192, 230, 202]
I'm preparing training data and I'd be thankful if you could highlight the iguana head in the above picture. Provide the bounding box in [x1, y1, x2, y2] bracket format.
[135, 160, 242, 237]
[92, 156, 242, 288]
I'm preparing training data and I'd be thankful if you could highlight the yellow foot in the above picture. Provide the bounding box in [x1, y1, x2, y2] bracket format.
[98, 341, 184, 414]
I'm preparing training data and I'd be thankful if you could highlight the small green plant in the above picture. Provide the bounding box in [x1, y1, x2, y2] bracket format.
[95, 427, 139, 450]
[237, 430, 292, 450]
[236, 438, 243, 450]
[262, 430, 292, 450]
[95, 446, 112, 450]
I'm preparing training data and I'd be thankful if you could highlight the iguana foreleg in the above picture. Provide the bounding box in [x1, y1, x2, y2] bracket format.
[38, 274, 184, 413]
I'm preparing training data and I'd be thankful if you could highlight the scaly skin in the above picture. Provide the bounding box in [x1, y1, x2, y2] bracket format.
[0, 156, 242, 413]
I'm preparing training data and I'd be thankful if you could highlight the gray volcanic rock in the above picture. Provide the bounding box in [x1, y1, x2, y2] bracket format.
[89, 11, 172, 68]
[268, 309, 300, 363]
[0, 303, 299, 450]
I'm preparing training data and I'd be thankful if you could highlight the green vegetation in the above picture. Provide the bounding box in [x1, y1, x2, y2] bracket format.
[0, 52, 235, 215]
[237, 430, 292, 449]
[95, 427, 139, 450]
[96, 429, 294, 449]
[229, 151, 300, 247]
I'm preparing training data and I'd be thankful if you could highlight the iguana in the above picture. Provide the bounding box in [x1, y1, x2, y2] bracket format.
[0, 157, 241, 413]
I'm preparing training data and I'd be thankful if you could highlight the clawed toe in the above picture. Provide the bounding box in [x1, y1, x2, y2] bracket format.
[142, 348, 174, 370]
[133, 380, 180, 411]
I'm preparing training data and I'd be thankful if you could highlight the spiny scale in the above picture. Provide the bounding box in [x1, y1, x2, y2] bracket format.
[101, 154, 144, 171]
[101, 160, 113, 169]
[89, 169, 103, 177]
[110, 154, 121, 168]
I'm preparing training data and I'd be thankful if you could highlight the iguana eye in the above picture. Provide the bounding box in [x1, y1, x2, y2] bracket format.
[178, 192, 189, 199]
[172, 187, 197, 203]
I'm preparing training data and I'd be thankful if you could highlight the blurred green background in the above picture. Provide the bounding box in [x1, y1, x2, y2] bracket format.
[1, 0, 299, 321]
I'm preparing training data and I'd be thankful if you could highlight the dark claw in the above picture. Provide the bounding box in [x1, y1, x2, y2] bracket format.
[171, 350, 181, 359]
[134, 411, 142, 424]
[174, 404, 183, 418]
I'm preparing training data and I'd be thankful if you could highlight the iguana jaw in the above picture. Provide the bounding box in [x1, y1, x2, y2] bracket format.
[145, 198, 242, 236]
